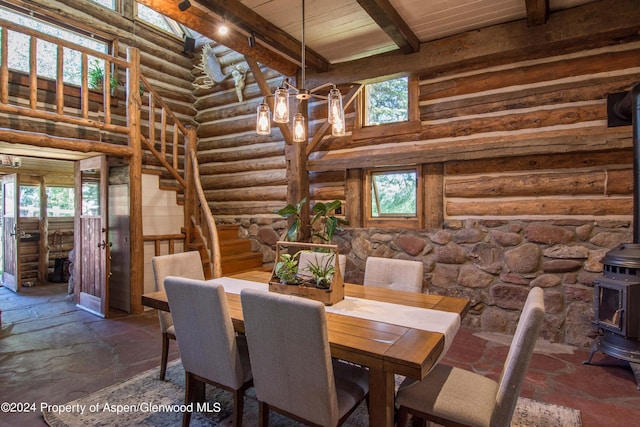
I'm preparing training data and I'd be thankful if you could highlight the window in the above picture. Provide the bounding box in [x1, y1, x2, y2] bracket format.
[90, 0, 116, 10]
[136, 3, 185, 37]
[0, 6, 109, 86]
[364, 77, 409, 126]
[20, 185, 40, 218]
[365, 167, 422, 228]
[46, 187, 75, 217]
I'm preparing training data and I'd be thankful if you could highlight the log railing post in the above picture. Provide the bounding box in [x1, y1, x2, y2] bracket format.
[184, 126, 197, 246]
[127, 46, 144, 314]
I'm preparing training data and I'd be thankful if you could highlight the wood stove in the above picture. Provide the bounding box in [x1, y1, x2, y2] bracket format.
[585, 82, 640, 388]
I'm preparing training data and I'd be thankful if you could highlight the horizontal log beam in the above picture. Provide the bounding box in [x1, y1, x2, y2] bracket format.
[0, 128, 133, 157]
[307, 127, 632, 171]
[446, 197, 632, 217]
[445, 168, 632, 198]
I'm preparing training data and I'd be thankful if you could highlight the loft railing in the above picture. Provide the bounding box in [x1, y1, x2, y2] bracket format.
[0, 19, 220, 280]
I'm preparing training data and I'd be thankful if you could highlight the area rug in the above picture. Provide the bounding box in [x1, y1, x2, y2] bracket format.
[42, 360, 582, 427]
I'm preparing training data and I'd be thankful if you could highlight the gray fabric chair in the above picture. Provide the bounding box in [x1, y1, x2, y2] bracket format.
[164, 277, 253, 427]
[363, 256, 424, 293]
[151, 251, 205, 380]
[396, 286, 546, 427]
[240, 288, 369, 427]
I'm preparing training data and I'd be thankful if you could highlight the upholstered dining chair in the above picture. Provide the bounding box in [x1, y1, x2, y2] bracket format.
[395, 286, 545, 427]
[363, 256, 424, 293]
[240, 288, 370, 427]
[151, 251, 205, 380]
[165, 277, 253, 427]
[297, 251, 347, 279]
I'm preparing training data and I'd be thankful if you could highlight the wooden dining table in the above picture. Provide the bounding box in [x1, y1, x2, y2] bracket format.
[142, 269, 469, 427]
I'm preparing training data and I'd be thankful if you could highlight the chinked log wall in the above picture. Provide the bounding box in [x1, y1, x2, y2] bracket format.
[193, 0, 640, 346]
[1, 0, 197, 286]
[0, 0, 196, 165]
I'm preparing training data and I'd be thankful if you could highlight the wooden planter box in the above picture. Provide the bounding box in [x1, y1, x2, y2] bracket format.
[269, 241, 344, 306]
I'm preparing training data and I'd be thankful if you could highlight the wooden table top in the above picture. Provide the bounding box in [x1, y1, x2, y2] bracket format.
[142, 269, 469, 379]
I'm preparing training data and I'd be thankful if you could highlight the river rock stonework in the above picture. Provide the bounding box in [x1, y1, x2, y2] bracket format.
[227, 218, 634, 347]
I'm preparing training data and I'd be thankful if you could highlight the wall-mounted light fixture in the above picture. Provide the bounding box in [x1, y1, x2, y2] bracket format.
[255, 0, 345, 141]
[0, 155, 21, 168]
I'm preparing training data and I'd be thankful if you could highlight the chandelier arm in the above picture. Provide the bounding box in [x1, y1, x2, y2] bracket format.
[309, 82, 334, 94]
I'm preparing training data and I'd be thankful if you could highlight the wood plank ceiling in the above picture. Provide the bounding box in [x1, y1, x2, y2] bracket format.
[165, 0, 598, 75]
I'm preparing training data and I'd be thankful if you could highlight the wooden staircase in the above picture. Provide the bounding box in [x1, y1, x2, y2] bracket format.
[216, 225, 265, 275]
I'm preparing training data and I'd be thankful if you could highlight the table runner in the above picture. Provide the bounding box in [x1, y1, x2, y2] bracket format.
[211, 276, 459, 364]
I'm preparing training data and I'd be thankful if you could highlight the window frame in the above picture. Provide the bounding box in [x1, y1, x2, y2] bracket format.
[361, 76, 410, 127]
[363, 166, 423, 229]
[352, 74, 420, 141]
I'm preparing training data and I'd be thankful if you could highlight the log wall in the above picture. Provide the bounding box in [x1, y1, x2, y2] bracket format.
[194, 0, 638, 224]
[1, 0, 197, 177]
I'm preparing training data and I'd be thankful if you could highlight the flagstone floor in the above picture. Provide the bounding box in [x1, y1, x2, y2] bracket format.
[1, 282, 640, 427]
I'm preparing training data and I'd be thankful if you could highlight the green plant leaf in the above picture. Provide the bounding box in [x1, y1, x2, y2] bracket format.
[275, 204, 298, 217]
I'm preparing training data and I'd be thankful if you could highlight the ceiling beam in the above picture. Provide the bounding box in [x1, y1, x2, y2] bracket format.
[525, 0, 549, 26]
[195, 0, 329, 72]
[355, 0, 420, 54]
[136, 0, 297, 76]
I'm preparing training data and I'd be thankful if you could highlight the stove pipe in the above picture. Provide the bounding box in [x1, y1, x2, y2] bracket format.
[613, 83, 640, 242]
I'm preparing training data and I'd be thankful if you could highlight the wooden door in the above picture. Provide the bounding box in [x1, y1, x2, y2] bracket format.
[2, 174, 19, 292]
[74, 156, 110, 317]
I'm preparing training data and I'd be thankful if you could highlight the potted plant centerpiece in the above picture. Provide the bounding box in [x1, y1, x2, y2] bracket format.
[269, 241, 344, 305]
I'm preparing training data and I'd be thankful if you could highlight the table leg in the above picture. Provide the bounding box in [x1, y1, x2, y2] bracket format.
[368, 367, 395, 427]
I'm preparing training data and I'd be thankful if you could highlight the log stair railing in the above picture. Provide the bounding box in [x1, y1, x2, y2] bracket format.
[0, 19, 237, 283]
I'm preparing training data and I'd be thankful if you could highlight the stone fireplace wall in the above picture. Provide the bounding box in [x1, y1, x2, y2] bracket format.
[231, 217, 634, 347]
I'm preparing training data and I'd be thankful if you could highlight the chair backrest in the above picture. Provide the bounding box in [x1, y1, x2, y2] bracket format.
[164, 276, 248, 390]
[491, 286, 545, 426]
[363, 256, 424, 293]
[151, 251, 205, 331]
[297, 251, 347, 279]
[241, 288, 340, 426]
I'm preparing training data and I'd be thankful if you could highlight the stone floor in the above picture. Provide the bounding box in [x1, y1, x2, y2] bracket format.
[1, 283, 640, 427]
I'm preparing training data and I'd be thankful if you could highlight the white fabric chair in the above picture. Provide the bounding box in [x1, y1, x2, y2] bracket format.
[396, 287, 546, 427]
[165, 277, 253, 427]
[240, 288, 369, 427]
[297, 251, 347, 279]
[151, 251, 205, 380]
[363, 256, 424, 293]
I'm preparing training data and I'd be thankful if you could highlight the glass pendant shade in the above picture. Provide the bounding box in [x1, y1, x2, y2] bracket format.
[256, 102, 271, 135]
[273, 87, 289, 123]
[332, 118, 345, 136]
[292, 113, 306, 142]
[327, 88, 344, 124]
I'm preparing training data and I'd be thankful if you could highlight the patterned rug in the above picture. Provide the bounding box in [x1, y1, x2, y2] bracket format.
[42, 360, 582, 427]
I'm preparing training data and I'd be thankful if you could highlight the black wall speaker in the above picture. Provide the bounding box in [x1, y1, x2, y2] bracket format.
[183, 36, 195, 54]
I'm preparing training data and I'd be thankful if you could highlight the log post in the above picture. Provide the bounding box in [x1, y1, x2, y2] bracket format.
[127, 47, 144, 314]
[346, 169, 363, 227]
[424, 163, 444, 229]
[287, 98, 310, 241]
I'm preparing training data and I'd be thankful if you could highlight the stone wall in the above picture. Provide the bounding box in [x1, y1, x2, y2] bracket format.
[232, 217, 635, 347]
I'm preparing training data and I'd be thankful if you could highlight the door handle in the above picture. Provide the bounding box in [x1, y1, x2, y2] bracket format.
[98, 240, 112, 249]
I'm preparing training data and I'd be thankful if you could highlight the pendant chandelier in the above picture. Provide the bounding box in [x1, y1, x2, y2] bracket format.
[255, 0, 345, 141]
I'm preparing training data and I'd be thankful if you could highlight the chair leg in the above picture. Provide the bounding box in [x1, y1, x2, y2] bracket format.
[232, 388, 244, 427]
[258, 401, 269, 427]
[397, 406, 410, 427]
[160, 332, 170, 380]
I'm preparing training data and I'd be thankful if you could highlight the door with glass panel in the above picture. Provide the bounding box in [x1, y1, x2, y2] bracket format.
[74, 156, 110, 317]
[2, 174, 19, 292]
